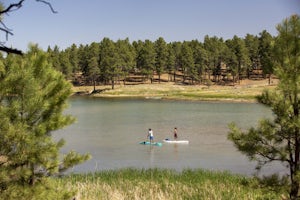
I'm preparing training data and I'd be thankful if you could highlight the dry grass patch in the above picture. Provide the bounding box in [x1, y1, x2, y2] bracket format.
[73, 80, 277, 102]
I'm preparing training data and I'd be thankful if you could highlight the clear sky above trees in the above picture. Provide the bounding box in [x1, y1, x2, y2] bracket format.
[2, 0, 300, 52]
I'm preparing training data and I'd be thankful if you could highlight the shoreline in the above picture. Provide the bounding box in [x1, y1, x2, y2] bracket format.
[72, 94, 259, 103]
[72, 79, 277, 103]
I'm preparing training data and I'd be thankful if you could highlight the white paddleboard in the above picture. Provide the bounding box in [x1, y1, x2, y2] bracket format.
[163, 139, 189, 144]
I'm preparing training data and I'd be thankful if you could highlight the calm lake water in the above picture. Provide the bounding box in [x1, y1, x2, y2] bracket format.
[54, 97, 287, 176]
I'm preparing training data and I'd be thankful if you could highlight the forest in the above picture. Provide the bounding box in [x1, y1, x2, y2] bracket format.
[2, 30, 274, 90]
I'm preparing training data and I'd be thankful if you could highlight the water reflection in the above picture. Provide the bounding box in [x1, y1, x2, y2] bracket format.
[148, 146, 154, 167]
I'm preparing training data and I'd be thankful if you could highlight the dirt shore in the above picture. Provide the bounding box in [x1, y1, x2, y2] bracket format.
[72, 79, 278, 102]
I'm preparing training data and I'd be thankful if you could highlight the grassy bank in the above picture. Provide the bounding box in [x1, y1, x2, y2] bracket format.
[72, 80, 277, 102]
[55, 168, 286, 200]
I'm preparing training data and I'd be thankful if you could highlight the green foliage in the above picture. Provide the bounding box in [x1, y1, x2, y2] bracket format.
[44, 29, 280, 86]
[259, 30, 274, 76]
[135, 40, 156, 81]
[56, 168, 285, 200]
[180, 42, 195, 83]
[154, 37, 168, 82]
[228, 14, 300, 199]
[190, 40, 208, 83]
[226, 35, 250, 80]
[0, 46, 90, 198]
[244, 34, 260, 71]
[0, 178, 75, 200]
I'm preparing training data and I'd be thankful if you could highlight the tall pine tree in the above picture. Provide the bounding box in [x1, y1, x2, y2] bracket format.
[228, 15, 300, 199]
[0, 46, 90, 199]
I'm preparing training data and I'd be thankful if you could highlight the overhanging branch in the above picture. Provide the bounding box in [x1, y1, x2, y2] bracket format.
[0, 46, 23, 55]
[0, 0, 57, 55]
[0, 0, 25, 15]
[36, 0, 57, 13]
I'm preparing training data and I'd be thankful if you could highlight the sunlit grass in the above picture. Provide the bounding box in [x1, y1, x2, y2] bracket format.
[72, 80, 277, 102]
[54, 168, 286, 200]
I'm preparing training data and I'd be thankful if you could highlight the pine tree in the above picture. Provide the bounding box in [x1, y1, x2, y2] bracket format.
[180, 42, 195, 84]
[259, 30, 274, 84]
[0, 46, 90, 199]
[154, 37, 168, 83]
[228, 15, 300, 199]
[135, 40, 156, 83]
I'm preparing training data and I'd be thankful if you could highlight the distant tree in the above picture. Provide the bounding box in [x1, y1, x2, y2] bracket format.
[203, 35, 225, 82]
[47, 45, 73, 79]
[132, 40, 143, 72]
[59, 50, 72, 79]
[166, 43, 176, 81]
[226, 35, 250, 83]
[259, 30, 274, 84]
[67, 43, 80, 74]
[154, 37, 168, 83]
[224, 40, 238, 84]
[228, 15, 300, 200]
[87, 42, 100, 91]
[0, 46, 90, 199]
[78, 44, 89, 81]
[170, 42, 182, 82]
[180, 42, 195, 84]
[136, 40, 156, 83]
[190, 40, 208, 84]
[115, 38, 136, 85]
[244, 34, 260, 78]
[99, 38, 122, 89]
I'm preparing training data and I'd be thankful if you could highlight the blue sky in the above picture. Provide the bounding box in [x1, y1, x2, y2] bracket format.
[3, 0, 300, 51]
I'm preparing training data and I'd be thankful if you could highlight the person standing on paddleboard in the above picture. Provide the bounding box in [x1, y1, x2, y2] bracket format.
[148, 128, 154, 143]
[174, 127, 178, 140]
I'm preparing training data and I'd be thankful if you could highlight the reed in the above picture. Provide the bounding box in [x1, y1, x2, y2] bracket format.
[53, 168, 286, 200]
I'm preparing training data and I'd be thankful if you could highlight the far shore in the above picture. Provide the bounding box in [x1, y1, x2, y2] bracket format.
[72, 79, 278, 102]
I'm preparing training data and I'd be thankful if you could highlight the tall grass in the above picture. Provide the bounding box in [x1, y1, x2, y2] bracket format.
[53, 168, 286, 200]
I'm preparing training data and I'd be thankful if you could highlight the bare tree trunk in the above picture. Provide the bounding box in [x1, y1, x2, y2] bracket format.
[111, 79, 115, 89]
[173, 71, 176, 82]
[93, 79, 96, 92]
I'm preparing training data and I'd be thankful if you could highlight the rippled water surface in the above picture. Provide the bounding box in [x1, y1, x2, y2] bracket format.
[54, 97, 286, 176]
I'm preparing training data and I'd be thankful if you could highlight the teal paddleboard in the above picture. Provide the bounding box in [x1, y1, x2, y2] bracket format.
[139, 141, 162, 146]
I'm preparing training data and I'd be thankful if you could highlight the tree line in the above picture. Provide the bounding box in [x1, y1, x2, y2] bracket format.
[39, 30, 274, 90]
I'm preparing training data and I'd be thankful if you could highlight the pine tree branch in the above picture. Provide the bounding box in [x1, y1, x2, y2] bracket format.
[0, 0, 25, 15]
[0, 0, 57, 14]
[0, 46, 23, 55]
[36, 0, 58, 13]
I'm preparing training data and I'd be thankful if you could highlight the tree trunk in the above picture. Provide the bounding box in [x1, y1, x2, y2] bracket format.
[232, 75, 236, 86]
[290, 93, 300, 199]
[173, 71, 176, 82]
[93, 79, 96, 92]
[290, 172, 300, 199]
[111, 79, 115, 89]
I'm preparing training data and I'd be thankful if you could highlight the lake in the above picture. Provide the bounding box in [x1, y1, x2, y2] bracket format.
[54, 97, 287, 176]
